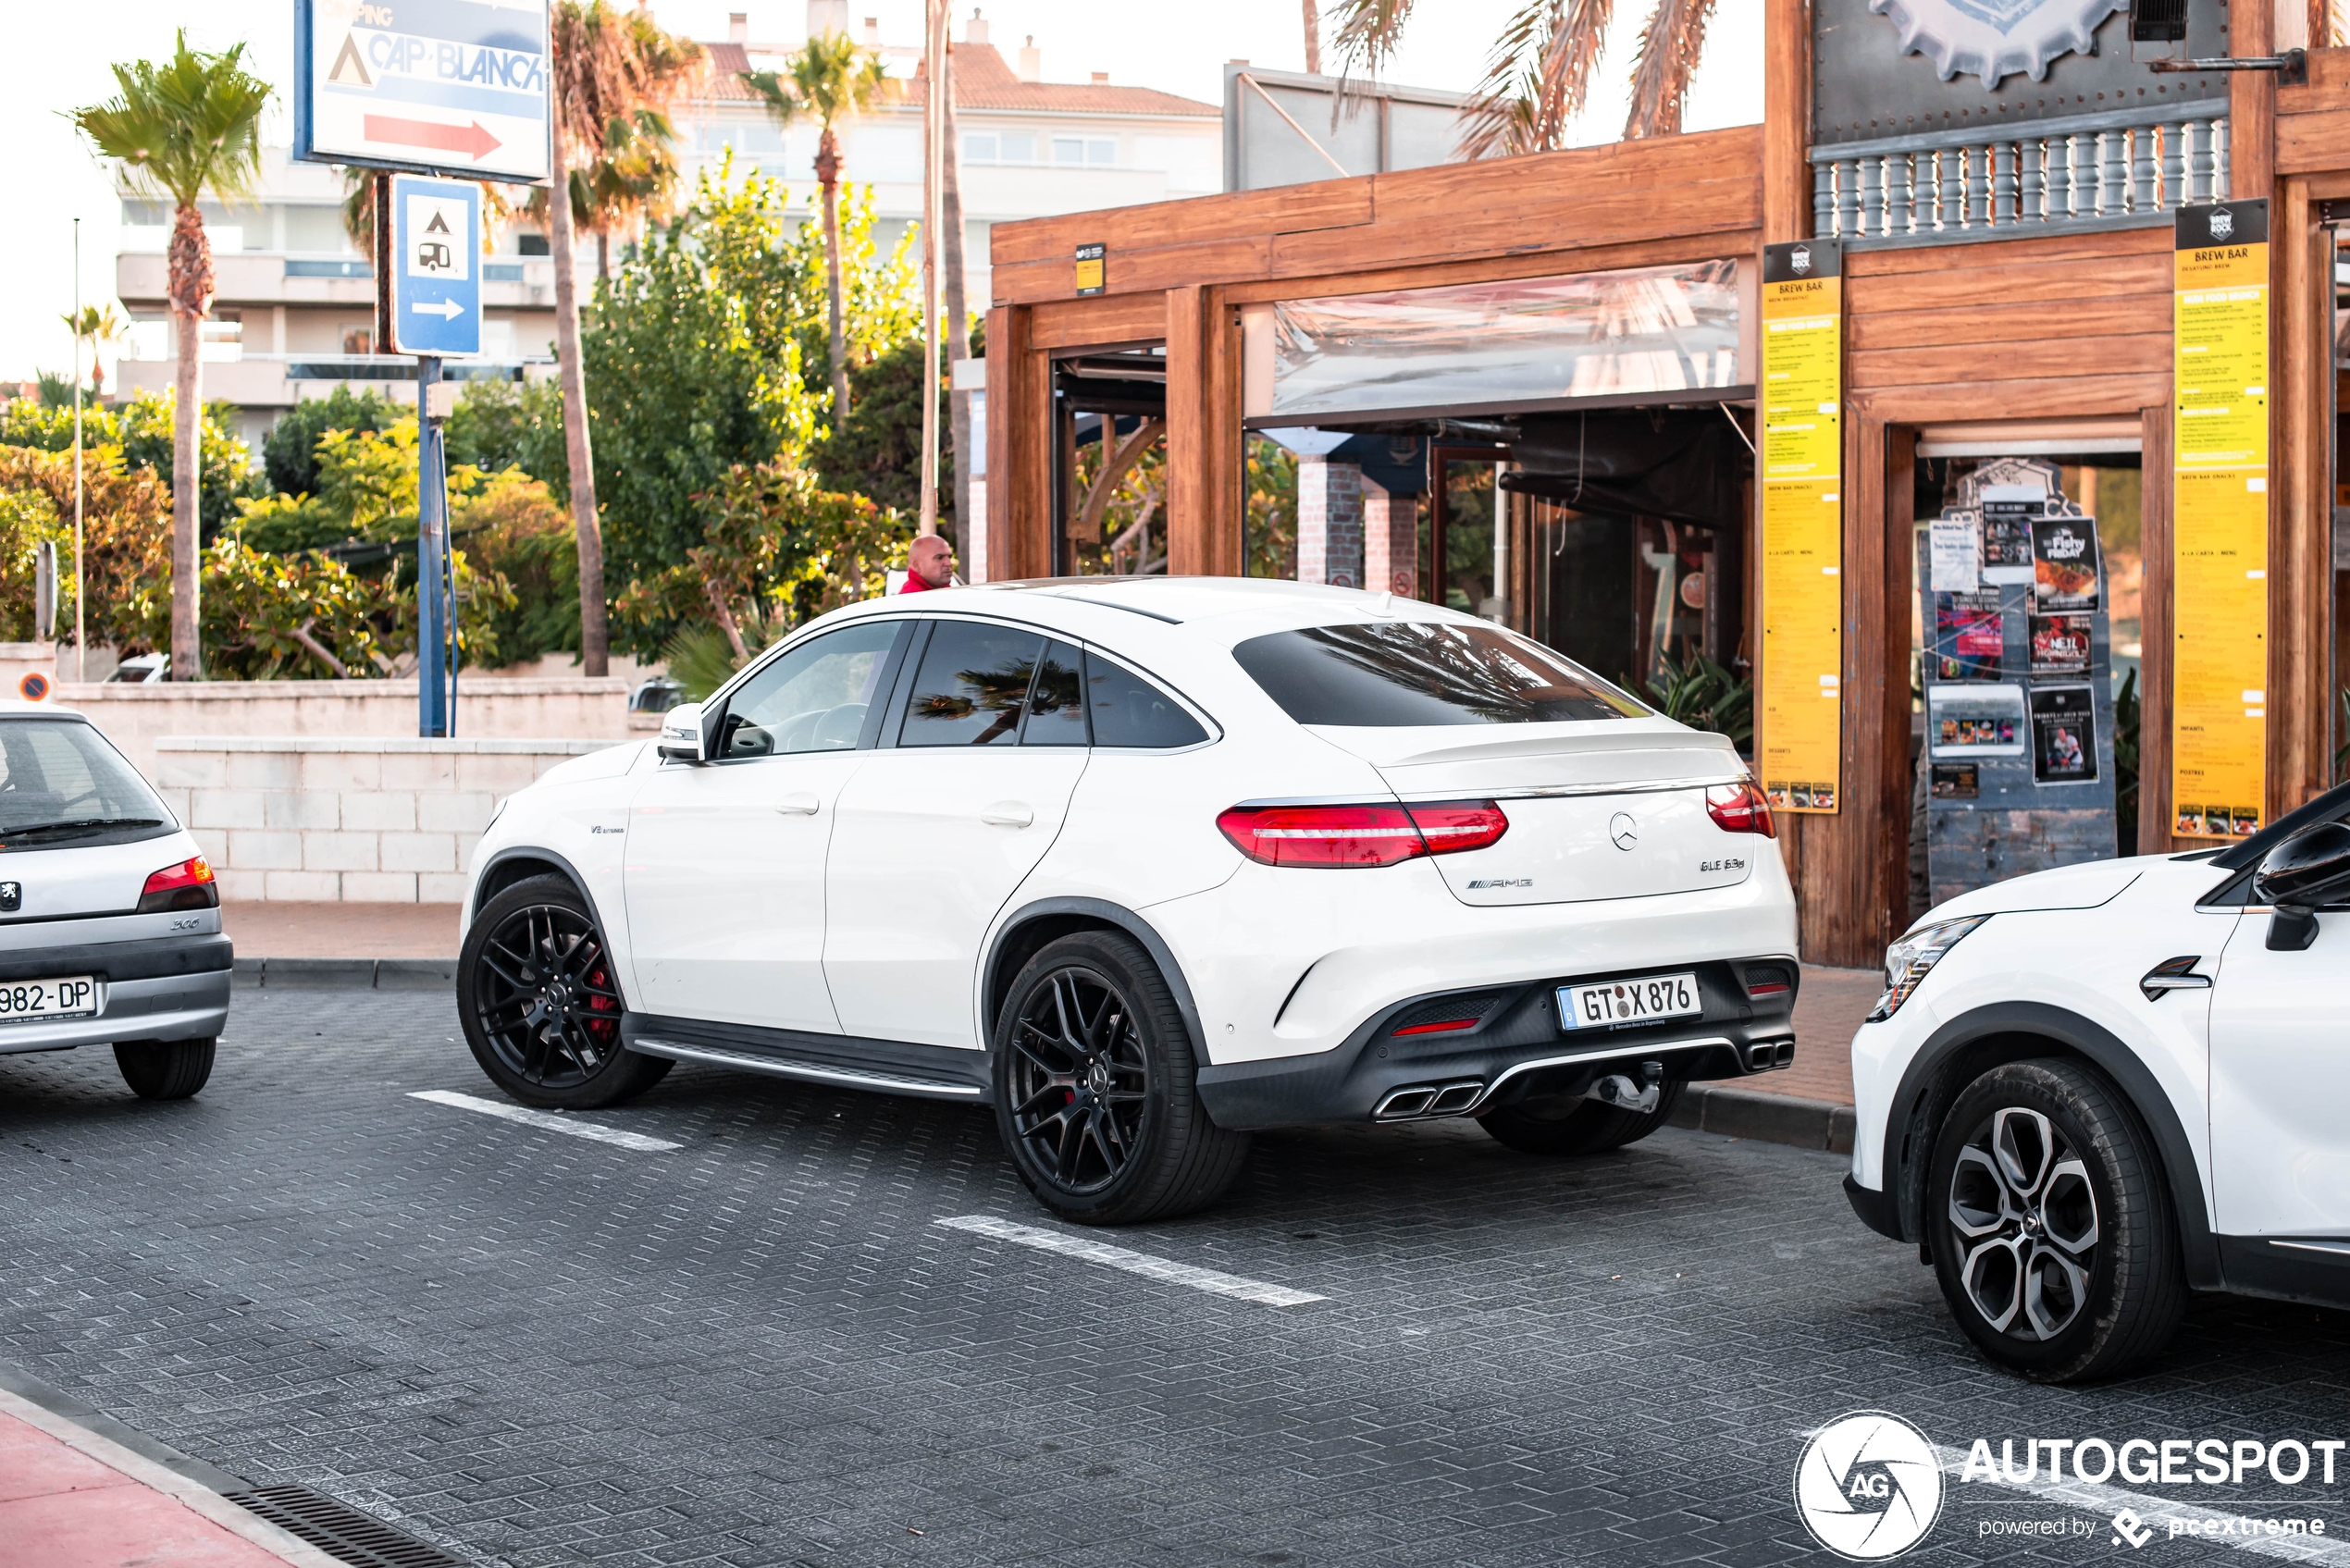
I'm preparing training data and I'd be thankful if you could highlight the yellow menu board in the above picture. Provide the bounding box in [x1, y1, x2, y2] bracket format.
[1759, 239, 1844, 815]
[2171, 202, 2268, 842]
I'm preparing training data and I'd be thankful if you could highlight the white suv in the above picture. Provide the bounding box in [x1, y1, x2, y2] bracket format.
[1848, 781, 2350, 1382]
[457, 579, 1799, 1223]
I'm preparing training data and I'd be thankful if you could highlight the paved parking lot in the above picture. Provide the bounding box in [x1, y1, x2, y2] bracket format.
[5, 990, 2348, 1568]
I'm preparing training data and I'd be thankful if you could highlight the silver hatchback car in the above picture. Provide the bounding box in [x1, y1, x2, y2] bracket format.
[0, 704, 231, 1097]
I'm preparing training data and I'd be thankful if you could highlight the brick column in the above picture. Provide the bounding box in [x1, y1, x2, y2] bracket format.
[1297, 457, 1365, 588]
[1362, 478, 1417, 599]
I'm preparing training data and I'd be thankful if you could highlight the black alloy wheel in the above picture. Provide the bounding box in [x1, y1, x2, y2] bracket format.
[992, 931, 1249, 1225]
[1926, 1059, 2183, 1383]
[458, 874, 671, 1110]
[1005, 967, 1151, 1195]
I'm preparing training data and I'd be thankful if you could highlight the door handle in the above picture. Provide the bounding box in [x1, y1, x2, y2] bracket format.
[775, 792, 822, 815]
[981, 800, 1034, 828]
[2140, 956, 2209, 1002]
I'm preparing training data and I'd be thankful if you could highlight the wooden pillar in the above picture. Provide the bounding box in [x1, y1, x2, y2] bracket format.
[1764, 0, 1812, 244]
[1791, 405, 1913, 969]
[2276, 177, 2334, 817]
[2232, 0, 2277, 203]
[983, 303, 1053, 582]
[1165, 286, 1244, 577]
[2139, 401, 2178, 852]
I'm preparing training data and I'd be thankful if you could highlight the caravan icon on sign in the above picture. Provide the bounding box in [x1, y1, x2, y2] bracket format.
[388, 176, 482, 358]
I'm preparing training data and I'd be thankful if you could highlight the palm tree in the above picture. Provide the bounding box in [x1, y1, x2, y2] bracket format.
[528, 106, 686, 284]
[61, 304, 130, 399]
[1304, 0, 1324, 73]
[1331, 0, 1715, 154]
[72, 32, 269, 679]
[547, 1, 703, 676]
[743, 32, 886, 432]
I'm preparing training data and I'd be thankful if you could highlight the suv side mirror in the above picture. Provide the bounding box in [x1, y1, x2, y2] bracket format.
[2252, 821, 2350, 950]
[657, 701, 709, 762]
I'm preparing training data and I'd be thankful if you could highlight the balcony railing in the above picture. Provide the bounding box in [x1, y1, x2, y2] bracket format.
[1810, 103, 2230, 246]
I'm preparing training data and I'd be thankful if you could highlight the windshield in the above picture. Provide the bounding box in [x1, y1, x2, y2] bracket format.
[0, 720, 173, 851]
[1232, 622, 1649, 727]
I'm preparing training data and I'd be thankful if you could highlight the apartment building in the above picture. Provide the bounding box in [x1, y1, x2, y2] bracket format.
[109, 4, 1218, 442]
[686, 3, 1219, 305]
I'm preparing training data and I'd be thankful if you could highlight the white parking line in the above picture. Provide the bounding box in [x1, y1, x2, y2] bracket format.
[934, 1214, 1327, 1307]
[1930, 1444, 2350, 1563]
[407, 1090, 682, 1153]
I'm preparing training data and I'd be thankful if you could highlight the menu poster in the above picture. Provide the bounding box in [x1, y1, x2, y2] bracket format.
[2031, 516, 2102, 612]
[2029, 685, 2099, 785]
[2030, 612, 2093, 675]
[2172, 200, 2270, 840]
[1935, 590, 2005, 681]
[1979, 492, 2041, 585]
[1929, 684, 2027, 757]
[1759, 238, 1846, 815]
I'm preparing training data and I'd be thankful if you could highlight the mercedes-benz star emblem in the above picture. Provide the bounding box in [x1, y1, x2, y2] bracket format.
[1609, 813, 1638, 852]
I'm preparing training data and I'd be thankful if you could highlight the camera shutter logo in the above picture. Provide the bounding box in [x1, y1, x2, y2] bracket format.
[1794, 1412, 1945, 1560]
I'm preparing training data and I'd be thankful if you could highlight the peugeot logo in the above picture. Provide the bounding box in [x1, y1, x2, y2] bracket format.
[0, 882, 19, 912]
[1609, 813, 1638, 852]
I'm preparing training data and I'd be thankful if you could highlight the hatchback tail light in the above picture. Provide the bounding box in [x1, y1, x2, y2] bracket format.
[138, 855, 218, 914]
[1216, 800, 1508, 869]
[1705, 781, 1776, 839]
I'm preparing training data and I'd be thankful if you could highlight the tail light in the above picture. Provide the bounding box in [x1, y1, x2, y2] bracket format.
[1705, 781, 1776, 839]
[138, 856, 218, 914]
[1217, 800, 1508, 869]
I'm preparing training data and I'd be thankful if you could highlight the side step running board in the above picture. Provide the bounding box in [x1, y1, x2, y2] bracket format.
[627, 1037, 986, 1101]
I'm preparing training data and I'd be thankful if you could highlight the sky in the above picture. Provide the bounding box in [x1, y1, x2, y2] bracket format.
[0, 0, 1763, 383]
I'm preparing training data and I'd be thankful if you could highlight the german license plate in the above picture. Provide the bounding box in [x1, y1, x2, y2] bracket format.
[0, 975, 98, 1023]
[1558, 971, 1700, 1030]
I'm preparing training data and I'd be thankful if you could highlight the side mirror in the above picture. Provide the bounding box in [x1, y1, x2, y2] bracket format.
[657, 701, 709, 763]
[2252, 821, 2350, 951]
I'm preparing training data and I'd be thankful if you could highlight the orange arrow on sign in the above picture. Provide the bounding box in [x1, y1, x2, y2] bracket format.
[363, 114, 502, 161]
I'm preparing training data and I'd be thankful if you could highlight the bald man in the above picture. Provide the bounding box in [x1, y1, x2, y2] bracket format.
[900, 534, 956, 594]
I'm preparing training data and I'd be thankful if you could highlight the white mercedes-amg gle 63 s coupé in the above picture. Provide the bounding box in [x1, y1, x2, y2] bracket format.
[456, 578, 1800, 1223]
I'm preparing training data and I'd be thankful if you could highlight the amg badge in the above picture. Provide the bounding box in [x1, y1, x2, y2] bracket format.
[1466, 878, 1533, 890]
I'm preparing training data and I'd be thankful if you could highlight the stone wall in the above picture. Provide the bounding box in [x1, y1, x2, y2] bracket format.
[154, 736, 629, 903]
[60, 677, 637, 780]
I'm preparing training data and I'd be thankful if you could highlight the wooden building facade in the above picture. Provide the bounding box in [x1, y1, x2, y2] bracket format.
[981, 0, 2350, 968]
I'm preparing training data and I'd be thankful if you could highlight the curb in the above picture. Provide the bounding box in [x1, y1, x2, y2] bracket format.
[0, 1368, 347, 1568]
[234, 957, 454, 990]
[1670, 1082, 1856, 1155]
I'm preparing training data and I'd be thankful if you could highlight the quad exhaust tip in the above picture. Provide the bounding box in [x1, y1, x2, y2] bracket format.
[1374, 1080, 1485, 1121]
[1744, 1040, 1796, 1072]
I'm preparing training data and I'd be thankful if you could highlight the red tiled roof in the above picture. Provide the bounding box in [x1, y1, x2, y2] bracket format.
[695, 40, 1216, 117]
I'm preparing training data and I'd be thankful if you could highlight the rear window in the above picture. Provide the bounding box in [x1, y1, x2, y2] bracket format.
[0, 719, 173, 851]
[1232, 622, 1647, 727]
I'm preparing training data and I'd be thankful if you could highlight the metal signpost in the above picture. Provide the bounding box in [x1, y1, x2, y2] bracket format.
[294, 1, 547, 736]
[388, 176, 483, 736]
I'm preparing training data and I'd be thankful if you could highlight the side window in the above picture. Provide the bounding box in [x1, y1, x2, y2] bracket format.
[1020, 641, 1088, 746]
[1085, 652, 1208, 748]
[900, 621, 1045, 747]
[715, 621, 901, 759]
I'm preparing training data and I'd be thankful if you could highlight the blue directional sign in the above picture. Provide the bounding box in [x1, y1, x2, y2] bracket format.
[295, 0, 551, 185]
[388, 176, 482, 358]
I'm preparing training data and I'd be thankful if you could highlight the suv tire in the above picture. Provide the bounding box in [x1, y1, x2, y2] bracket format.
[1926, 1058, 2183, 1383]
[115, 1038, 215, 1100]
[459, 874, 671, 1110]
[1478, 1080, 1685, 1155]
[992, 931, 1249, 1225]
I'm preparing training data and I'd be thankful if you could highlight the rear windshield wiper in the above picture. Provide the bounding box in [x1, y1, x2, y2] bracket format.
[0, 817, 166, 845]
